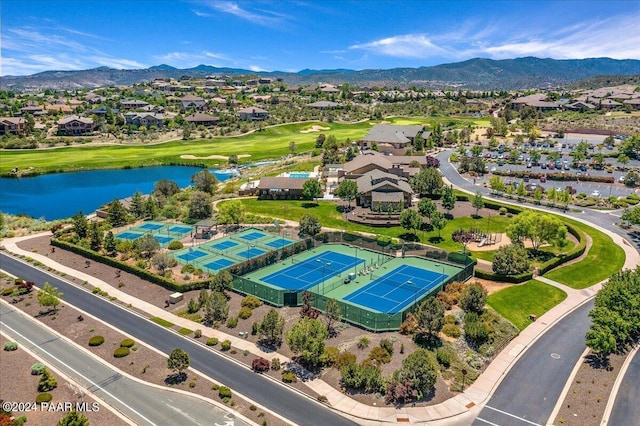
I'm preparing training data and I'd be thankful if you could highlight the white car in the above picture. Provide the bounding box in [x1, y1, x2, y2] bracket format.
[591, 190, 601, 197]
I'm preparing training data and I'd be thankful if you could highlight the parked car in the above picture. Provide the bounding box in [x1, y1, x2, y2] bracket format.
[591, 190, 601, 197]
[541, 163, 547, 169]
[526, 162, 532, 168]
[540, 176, 547, 183]
[580, 165, 587, 172]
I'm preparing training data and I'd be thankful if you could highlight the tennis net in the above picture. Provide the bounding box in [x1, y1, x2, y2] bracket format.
[200, 244, 244, 262]
[291, 257, 341, 274]
[368, 274, 422, 293]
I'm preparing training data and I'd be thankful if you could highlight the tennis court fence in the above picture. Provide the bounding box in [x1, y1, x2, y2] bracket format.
[311, 293, 404, 332]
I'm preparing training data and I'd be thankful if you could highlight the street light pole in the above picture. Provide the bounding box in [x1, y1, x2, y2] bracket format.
[317, 260, 331, 294]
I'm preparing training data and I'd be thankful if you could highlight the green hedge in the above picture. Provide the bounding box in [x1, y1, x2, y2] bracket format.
[51, 238, 209, 292]
[474, 269, 534, 283]
[88, 336, 105, 346]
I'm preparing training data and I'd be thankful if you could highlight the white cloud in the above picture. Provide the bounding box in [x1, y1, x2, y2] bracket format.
[350, 34, 452, 58]
[195, 1, 290, 27]
[249, 64, 269, 72]
[88, 57, 146, 69]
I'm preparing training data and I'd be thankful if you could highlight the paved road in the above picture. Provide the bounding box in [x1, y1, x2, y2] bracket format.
[0, 302, 244, 426]
[0, 253, 358, 426]
[608, 348, 640, 426]
[472, 300, 594, 425]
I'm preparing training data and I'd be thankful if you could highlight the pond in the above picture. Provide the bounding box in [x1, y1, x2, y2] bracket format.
[0, 166, 235, 221]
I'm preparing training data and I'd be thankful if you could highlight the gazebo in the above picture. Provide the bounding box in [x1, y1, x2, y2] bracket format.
[194, 219, 217, 239]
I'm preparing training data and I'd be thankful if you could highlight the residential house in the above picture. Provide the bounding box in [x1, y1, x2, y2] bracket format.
[354, 169, 413, 211]
[509, 94, 560, 111]
[86, 106, 120, 116]
[358, 123, 424, 151]
[180, 95, 208, 111]
[57, 115, 95, 135]
[256, 177, 311, 200]
[623, 98, 640, 110]
[121, 99, 149, 110]
[0, 117, 25, 135]
[19, 105, 45, 116]
[599, 99, 623, 110]
[238, 106, 269, 121]
[185, 113, 220, 127]
[564, 101, 597, 111]
[124, 112, 164, 128]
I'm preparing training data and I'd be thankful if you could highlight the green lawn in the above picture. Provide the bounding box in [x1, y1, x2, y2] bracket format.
[487, 280, 567, 330]
[543, 219, 625, 289]
[1, 117, 486, 176]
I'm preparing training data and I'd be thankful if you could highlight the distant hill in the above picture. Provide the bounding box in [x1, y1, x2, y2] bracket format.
[566, 74, 640, 90]
[2, 57, 640, 91]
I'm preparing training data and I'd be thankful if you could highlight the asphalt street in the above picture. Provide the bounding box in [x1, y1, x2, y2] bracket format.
[608, 348, 640, 426]
[472, 300, 594, 426]
[0, 302, 244, 426]
[0, 253, 358, 426]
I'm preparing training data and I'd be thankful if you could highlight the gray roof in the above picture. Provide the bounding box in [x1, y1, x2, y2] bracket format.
[355, 170, 413, 194]
[257, 176, 310, 190]
[362, 124, 424, 144]
[343, 152, 393, 174]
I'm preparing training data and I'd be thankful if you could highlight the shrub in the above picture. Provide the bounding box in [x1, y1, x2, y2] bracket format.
[241, 295, 262, 309]
[120, 338, 135, 348]
[282, 371, 297, 383]
[35, 393, 52, 404]
[271, 357, 281, 371]
[194, 329, 202, 338]
[442, 323, 462, 338]
[380, 338, 394, 355]
[226, 317, 238, 328]
[252, 357, 270, 372]
[167, 241, 183, 250]
[181, 264, 196, 273]
[218, 386, 232, 400]
[206, 337, 219, 346]
[3, 341, 18, 351]
[321, 346, 339, 367]
[189, 382, 196, 388]
[38, 368, 57, 392]
[357, 336, 370, 349]
[238, 307, 252, 320]
[114, 347, 131, 358]
[250, 404, 258, 411]
[492, 244, 531, 276]
[31, 363, 46, 375]
[368, 346, 391, 365]
[251, 322, 259, 335]
[88, 336, 105, 346]
[436, 347, 452, 367]
[221, 340, 231, 351]
[336, 351, 357, 368]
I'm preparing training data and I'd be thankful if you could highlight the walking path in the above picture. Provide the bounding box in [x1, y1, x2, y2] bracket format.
[2, 217, 638, 424]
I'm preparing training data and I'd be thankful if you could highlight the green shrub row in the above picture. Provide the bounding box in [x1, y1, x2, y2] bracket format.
[51, 238, 209, 292]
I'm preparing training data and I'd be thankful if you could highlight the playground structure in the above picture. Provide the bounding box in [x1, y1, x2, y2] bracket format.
[468, 228, 502, 247]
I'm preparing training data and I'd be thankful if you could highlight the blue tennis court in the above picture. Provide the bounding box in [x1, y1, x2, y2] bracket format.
[169, 226, 192, 234]
[204, 258, 235, 271]
[265, 239, 292, 249]
[176, 250, 208, 262]
[154, 235, 173, 244]
[116, 231, 142, 240]
[139, 223, 164, 231]
[236, 247, 266, 259]
[238, 231, 266, 241]
[260, 251, 364, 291]
[211, 240, 239, 251]
[344, 265, 447, 314]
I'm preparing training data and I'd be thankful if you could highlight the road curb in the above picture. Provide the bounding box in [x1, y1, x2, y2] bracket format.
[600, 343, 640, 425]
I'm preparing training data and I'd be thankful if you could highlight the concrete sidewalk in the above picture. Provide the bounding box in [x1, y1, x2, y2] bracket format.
[2, 226, 638, 425]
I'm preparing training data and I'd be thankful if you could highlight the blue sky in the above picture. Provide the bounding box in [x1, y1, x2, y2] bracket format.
[2, 0, 639, 76]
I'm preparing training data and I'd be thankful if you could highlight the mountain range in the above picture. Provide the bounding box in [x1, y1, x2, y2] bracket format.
[2, 57, 640, 91]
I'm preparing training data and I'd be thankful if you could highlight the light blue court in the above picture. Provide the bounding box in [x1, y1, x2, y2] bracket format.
[289, 172, 310, 178]
[236, 247, 266, 259]
[176, 250, 208, 262]
[154, 235, 173, 244]
[343, 265, 447, 314]
[204, 258, 235, 271]
[169, 226, 192, 234]
[210, 240, 239, 251]
[115, 231, 142, 240]
[238, 231, 267, 241]
[265, 239, 291, 249]
[138, 222, 164, 231]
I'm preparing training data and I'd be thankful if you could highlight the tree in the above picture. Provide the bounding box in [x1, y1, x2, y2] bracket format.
[168, 348, 190, 376]
[506, 210, 567, 253]
[418, 198, 437, 220]
[410, 167, 443, 196]
[618, 153, 630, 170]
[152, 252, 178, 275]
[415, 297, 445, 339]
[459, 283, 487, 314]
[299, 214, 321, 237]
[154, 179, 180, 199]
[324, 298, 342, 334]
[103, 230, 117, 256]
[38, 367, 58, 392]
[130, 191, 145, 218]
[72, 211, 88, 238]
[56, 410, 89, 426]
[143, 195, 158, 220]
[285, 318, 328, 366]
[88, 221, 102, 252]
[335, 179, 358, 211]
[289, 140, 297, 154]
[430, 211, 447, 239]
[37, 282, 63, 313]
[489, 176, 505, 194]
[260, 308, 285, 347]
[302, 179, 322, 205]
[191, 170, 218, 195]
[472, 191, 484, 217]
[204, 291, 228, 324]
[399, 209, 423, 236]
[622, 206, 640, 226]
[441, 185, 456, 216]
[452, 229, 475, 254]
[133, 234, 159, 259]
[217, 199, 245, 225]
[210, 270, 233, 294]
[516, 181, 527, 199]
[107, 198, 128, 227]
[188, 190, 212, 219]
[393, 349, 438, 399]
[492, 244, 531, 275]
